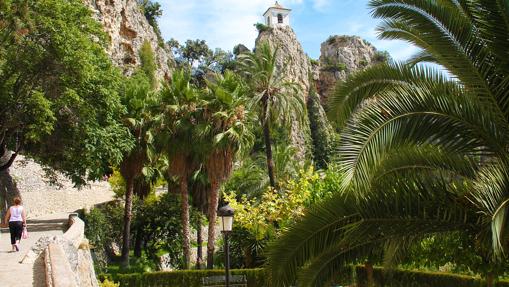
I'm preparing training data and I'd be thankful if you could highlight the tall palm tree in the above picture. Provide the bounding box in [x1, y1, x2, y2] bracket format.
[202, 71, 254, 268]
[159, 70, 203, 269]
[238, 42, 304, 188]
[267, 1, 509, 286]
[119, 73, 158, 267]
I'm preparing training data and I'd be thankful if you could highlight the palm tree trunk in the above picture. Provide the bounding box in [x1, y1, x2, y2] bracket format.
[180, 178, 191, 269]
[486, 272, 495, 287]
[262, 120, 276, 188]
[365, 261, 374, 287]
[121, 177, 135, 267]
[196, 217, 203, 269]
[207, 180, 220, 269]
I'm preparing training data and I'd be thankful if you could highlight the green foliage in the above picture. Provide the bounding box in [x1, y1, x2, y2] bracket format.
[99, 279, 120, 287]
[0, 0, 131, 183]
[134, 192, 184, 269]
[403, 233, 487, 274]
[116, 269, 267, 287]
[269, 0, 509, 285]
[322, 60, 347, 72]
[139, 41, 157, 88]
[180, 39, 213, 68]
[223, 167, 341, 267]
[307, 86, 337, 169]
[309, 58, 320, 66]
[83, 202, 125, 271]
[355, 266, 509, 287]
[254, 22, 271, 33]
[326, 36, 337, 45]
[374, 50, 391, 63]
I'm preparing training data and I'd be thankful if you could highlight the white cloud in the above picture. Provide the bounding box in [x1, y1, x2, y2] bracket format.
[158, 0, 418, 61]
[312, 0, 331, 11]
[159, 0, 305, 52]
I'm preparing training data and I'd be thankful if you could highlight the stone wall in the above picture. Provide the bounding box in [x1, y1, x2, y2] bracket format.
[40, 215, 99, 287]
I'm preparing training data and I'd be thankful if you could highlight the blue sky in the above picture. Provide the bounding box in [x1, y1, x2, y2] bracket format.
[158, 0, 419, 61]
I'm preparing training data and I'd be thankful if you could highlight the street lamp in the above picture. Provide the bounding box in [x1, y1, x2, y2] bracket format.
[218, 204, 234, 287]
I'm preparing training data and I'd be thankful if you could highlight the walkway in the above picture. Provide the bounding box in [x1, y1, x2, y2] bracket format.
[0, 213, 68, 287]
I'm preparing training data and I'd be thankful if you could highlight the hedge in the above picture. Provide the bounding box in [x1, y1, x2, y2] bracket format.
[114, 269, 266, 287]
[355, 266, 509, 287]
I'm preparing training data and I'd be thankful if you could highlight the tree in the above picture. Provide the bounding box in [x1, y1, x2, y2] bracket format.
[239, 42, 304, 188]
[202, 71, 254, 268]
[118, 72, 159, 267]
[268, 1, 509, 286]
[159, 70, 202, 269]
[0, 0, 131, 206]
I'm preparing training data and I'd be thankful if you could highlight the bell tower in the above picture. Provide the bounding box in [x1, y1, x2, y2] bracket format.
[263, 1, 291, 27]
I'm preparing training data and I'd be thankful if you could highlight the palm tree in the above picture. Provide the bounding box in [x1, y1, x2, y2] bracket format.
[159, 70, 203, 269]
[238, 42, 304, 188]
[118, 73, 158, 267]
[267, 1, 509, 286]
[202, 71, 254, 268]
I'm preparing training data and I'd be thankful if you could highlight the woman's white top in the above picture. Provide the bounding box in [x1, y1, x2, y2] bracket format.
[9, 206, 23, 222]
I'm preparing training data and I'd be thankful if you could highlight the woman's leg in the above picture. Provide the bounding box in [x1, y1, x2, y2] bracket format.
[14, 221, 22, 243]
[8, 222, 16, 250]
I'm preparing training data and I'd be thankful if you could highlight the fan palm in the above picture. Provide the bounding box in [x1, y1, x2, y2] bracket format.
[238, 42, 304, 188]
[201, 70, 254, 268]
[159, 70, 204, 269]
[267, 1, 509, 286]
[118, 73, 159, 267]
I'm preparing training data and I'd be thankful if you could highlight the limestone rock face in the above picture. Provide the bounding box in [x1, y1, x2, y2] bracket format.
[256, 26, 311, 99]
[83, 0, 173, 81]
[318, 35, 383, 105]
[256, 26, 312, 158]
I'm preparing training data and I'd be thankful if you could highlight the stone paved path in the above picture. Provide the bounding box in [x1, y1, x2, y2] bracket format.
[0, 213, 68, 287]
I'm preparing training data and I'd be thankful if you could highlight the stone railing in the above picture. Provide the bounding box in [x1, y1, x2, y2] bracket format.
[43, 214, 99, 287]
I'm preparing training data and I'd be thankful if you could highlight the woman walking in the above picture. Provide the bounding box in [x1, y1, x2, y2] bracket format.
[4, 197, 26, 252]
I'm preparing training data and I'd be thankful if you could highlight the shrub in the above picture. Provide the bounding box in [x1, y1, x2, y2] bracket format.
[254, 23, 271, 33]
[374, 50, 391, 63]
[116, 269, 266, 287]
[322, 62, 347, 72]
[99, 279, 120, 287]
[309, 58, 320, 66]
[326, 36, 337, 45]
[355, 266, 509, 287]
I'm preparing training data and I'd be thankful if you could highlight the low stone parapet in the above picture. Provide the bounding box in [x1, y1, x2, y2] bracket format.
[41, 214, 99, 287]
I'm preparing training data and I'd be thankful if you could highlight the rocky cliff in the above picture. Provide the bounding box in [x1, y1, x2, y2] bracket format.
[256, 26, 312, 158]
[84, 0, 174, 81]
[317, 35, 384, 105]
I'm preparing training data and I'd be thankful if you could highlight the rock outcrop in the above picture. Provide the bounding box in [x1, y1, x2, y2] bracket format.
[84, 0, 174, 81]
[256, 26, 312, 158]
[317, 35, 385, 105]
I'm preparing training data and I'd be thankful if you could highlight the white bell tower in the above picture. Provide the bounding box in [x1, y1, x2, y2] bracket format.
[263, 1, 291, 27]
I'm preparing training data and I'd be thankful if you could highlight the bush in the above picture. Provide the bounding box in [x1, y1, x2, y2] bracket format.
[116, 269, 266, 287]
[374, 50, 391, 63]
[309, 58, 320, 66]
[99, 279, 120, 287]
[355, 266, 509, 287]
[254, 23, 271, 33]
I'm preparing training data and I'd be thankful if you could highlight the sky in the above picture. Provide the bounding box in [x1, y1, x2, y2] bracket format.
[158, 0, 420, 61]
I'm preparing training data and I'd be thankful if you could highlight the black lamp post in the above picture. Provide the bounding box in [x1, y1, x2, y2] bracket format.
[218, 204, 234, 287]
